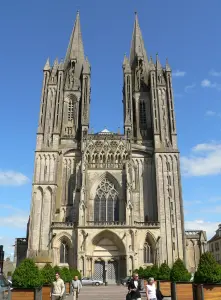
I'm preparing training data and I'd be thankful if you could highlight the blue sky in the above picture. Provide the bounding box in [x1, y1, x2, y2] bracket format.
[0, 0, 221, 258]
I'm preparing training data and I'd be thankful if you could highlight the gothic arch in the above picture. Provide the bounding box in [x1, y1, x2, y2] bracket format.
[31, 186, 43, 249]
[90, 171, 121, 199]
[92, 230, 126, 254]
[143, 231, 156, 264]
[53, 231, 73, 249]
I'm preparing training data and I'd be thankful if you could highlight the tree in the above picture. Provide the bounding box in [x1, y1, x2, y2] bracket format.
[12, 258, 43, 288]
[170, 259, 191, 282]
[70, 268, 81, 280]
[149, 265, 159, 279]
[60, 267, 72, 283]
[143, 266, 152, 279]
[41, 263, 55, 285]
[158, 263, 171, 280]
[53, 265, 61, 275]
[194, 252, 221, 283]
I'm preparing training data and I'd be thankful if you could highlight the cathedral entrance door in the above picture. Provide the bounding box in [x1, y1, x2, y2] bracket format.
[107, 260, 118, 284]
[93, 260, 105, 281]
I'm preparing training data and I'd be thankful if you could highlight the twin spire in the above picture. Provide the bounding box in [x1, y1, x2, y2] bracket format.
[44, 12, 169, 73]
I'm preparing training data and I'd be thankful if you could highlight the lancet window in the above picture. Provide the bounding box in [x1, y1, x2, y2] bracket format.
[68, 99, 74, 121]
[143, 239, 153, 263]
[94, 179, 119, 222]
[140, 101, 147, 126]
[60, 241, 69, 264]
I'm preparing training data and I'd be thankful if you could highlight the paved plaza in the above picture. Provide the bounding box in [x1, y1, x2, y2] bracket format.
[65, 285, 171, 300]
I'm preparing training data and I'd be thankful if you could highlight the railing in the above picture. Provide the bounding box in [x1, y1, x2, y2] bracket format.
[134, 221, 160, 228]
[87, 163, 123, 169]
[87, 221, 126, 226]
[51, 222, 75, 228]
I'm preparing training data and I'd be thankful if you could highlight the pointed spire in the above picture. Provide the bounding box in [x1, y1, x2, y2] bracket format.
[123, 54, 131, 73]
[43, 58, 50, 71]
[59, 59, 64, 70]
[166, 58, 171, 71]
[83, 57, 91, 74]
[149, 56, 155, 71]
[156, 53, 162, 69]
[130, 12, 148, 66]
[65, 11, 85, 67]
[53, 58, 59, 69]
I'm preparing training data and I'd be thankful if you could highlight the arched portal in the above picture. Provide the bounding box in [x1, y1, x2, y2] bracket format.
[91, 230, 126, 284]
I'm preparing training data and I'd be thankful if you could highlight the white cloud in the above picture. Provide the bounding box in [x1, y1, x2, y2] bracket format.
[0, 171, 29, 186]
[173, 70, 186, 77]
[185, 220, 219, 240]
[205, 110, 221, 118]
[184, 83, 196, 93]
[181, 141, 221, 176]
[1, 215, 28, 229]
[201, 79, 221, 90]
[209, 69, 221, 77]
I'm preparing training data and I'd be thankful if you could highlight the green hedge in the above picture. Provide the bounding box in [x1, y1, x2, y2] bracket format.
[41, 263, 55, 285]
[12, 258, 43, 288]
[170, 259, 191, 282]
[194, 252, 221, 283]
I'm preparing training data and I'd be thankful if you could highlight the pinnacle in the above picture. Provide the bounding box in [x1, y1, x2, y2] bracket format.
[156, 53, 162, 69]
[43, 58, 50, 71]
[166, 58, 171, 71]
[83, 57, 91, 74]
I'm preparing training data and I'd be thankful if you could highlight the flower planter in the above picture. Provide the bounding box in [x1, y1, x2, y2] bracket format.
[171, 282, 194, 300]
[157, 280, 171, 297]
[10, 288, 42, 300]
[65, 282, 70, 294]
[196, 283, 221, 300]
[42, 285, 52, 300]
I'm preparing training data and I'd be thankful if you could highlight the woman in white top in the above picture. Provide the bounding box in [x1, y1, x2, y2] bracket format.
[145, 277, 157, 300]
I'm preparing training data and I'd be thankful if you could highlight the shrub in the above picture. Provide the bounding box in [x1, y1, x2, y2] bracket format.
[170, 258, 191, 282]
[143, 266, 152, 279]
[60, 267, 72, 283]
[149, 265, 159, 279]
[41, 263, 55, 285]
[53, 265, 61, 275]
[70, 268, 81, 280]
[12, 258, 43, 288]
[158, 263, 171, 280]
[194, 252, 221, 283]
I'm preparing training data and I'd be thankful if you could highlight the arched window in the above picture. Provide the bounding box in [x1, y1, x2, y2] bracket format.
[143, 240, 153, 263]
[94, 179, 119, 222]
[140, 101, 147, 127]
[60, 241, 69, 264]
[68, 99, 74, 121]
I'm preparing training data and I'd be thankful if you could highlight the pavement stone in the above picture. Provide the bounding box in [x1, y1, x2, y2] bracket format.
[65, 285, 171, 300]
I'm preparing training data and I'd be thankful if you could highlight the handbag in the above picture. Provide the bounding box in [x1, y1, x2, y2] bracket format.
[126, 292, 132, 300]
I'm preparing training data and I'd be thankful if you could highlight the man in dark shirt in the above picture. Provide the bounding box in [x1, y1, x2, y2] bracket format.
[127, 273, 142, 300]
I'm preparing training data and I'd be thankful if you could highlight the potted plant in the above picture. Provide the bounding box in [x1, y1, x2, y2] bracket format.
[156, 263, 171, 297]
[194, 252, 221, 300]
[170, 258, 192, 300]
[69, 268, 81, 280]
[11, 258, 43, 300]
[41, 263, 55, 300]
[60, 267, 72, 294]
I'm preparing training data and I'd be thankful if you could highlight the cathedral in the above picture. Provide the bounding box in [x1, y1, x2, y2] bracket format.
[26, 12, 206, 282]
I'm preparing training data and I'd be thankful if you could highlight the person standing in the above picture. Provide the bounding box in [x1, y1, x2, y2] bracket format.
[145, 277, 157, 300]
[127, 273, 142, 300]
[71, 275, 82, 300]
[51, 272, 65, 300]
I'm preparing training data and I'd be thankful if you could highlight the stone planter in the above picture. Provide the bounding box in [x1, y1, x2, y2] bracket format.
[42, 285, 52, 300]
[10, 288, 42, 300]
[157, 280, 171, 297]
[65, 282, 70, 294]
[171, 282, 194, 300]
[195, 283, 221, 300]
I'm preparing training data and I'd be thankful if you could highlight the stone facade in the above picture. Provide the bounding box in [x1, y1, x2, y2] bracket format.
[208, 224, 221, 264]
[185, 230, 207, 273]
[27, 12, 188, 282]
